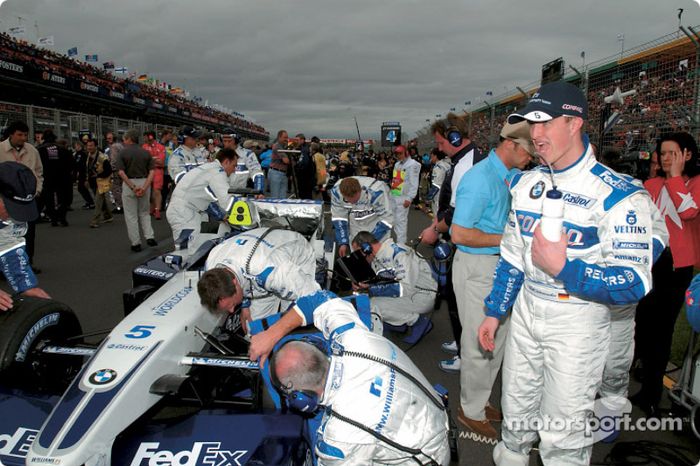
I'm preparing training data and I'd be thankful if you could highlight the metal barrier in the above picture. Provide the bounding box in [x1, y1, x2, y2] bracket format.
[0, 100, 179, 145]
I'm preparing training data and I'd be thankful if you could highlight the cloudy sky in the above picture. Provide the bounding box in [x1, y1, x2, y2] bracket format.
[1, 0, 700, 139]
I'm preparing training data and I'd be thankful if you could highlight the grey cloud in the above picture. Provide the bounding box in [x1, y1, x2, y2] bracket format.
[1, 0, 699, 139]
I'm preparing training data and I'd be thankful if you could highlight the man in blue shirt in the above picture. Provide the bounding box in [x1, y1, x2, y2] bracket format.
[450, 121, 534, 439]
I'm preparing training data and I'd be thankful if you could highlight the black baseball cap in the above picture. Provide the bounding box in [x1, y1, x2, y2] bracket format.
[508, 81, 587, 124]
[0, 162, 38, 222]
[221, 127, 239, 140]
[180, 126, 201, 139]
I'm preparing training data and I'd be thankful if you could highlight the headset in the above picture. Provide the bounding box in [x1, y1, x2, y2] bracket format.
[444, 115, 464, 147]
[268, 335, 330, 413]
[359, 242, 373, 256]
[268, 335, 444, 465]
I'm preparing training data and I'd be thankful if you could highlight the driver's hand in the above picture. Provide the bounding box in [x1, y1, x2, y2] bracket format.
[240, 307, 252, 335]
[0, 289, 13, 311]
[338, 245, 349, 257]
[255, 194, 265, 199]
[249, 330, 277, 367]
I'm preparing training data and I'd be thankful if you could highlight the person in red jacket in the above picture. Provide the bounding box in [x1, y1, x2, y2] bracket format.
[633, 131, 700, 416]
[142, 131, 166, 220]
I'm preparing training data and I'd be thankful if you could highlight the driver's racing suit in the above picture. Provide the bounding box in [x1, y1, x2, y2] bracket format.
[205, 227, 320, 320]
[484, 145, 665, 466]
[330, 176, 393, 250]
[0, 220, 37, 293]
[291, 292, 450, 465]
[368, 237, 437, 326]
[166, 160, 233, 247]
[229, 146, 264, 192]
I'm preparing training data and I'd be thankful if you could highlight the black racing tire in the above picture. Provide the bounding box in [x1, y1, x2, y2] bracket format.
[0, 296, 82, 389]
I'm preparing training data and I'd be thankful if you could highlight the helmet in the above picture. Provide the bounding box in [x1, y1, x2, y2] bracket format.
[685, 274, 700, 333]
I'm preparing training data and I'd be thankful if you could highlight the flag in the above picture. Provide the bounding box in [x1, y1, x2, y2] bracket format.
[8, 26, 26, 37]
[85, 54, 98, 62]
[38, 35, 54, 46]
[580, 51, 585, 59]
[67, 47, 78, 57]
[136, 74, 148, 81]
[486, 91, 493, 96]
[617, 33, 624, 42]
[103, 61, 115, 70]
[114, 66, 128, 74]
[465, 101, 471, 106]
[450, 107, 456, 112]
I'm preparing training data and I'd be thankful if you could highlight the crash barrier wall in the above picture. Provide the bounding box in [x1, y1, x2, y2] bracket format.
[0, 100, 179, 145]
[416, 28, 700, 159]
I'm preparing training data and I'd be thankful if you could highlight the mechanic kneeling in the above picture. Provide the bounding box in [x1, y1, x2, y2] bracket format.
[250, 290, 451, 465]
[0, 162, 50, 310]
[197, 227, 321, 331]
[166, 148, 238, 247]
[350, 231, 436, 344]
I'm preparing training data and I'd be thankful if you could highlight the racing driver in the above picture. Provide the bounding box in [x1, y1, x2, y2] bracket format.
[221, 128, 265, 195]
[197, 227, 321, 331]
[477, 81, 665, 466]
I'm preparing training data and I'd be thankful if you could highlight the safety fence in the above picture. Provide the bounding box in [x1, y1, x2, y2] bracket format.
[416, 27, 700, 159]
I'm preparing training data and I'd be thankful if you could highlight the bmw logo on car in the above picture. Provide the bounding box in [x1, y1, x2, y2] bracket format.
[89, 369, 117, 385]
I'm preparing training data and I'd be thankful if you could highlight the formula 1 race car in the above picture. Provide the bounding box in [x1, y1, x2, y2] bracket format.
[0, 197, 334, 466]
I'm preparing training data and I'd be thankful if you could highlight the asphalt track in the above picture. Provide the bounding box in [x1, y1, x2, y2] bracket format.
[17, 195, 700, 466]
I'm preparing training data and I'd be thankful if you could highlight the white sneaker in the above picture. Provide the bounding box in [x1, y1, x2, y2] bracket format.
[441, 340, 458, 354]
[439, 355, 461, 373]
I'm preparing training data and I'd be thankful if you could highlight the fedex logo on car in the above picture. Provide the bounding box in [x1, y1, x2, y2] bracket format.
[0, 427, 39, 458]
[130, 442, 247, 466]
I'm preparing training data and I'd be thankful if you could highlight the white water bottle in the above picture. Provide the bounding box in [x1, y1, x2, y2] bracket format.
[541, 188, 564, 242]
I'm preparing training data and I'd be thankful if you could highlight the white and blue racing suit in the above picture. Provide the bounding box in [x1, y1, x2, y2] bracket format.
[205, 227, 320, 320]
[0, 220, 37, 294]
[229, 146, 265, 192]
[166, 160, 233, 247]
[368, 238, 437, 327]
[426, 158, 451, 214]
[330, 176, 393, 249]
[291, 292, 450, 465]
[485, 145, 665, 466]
[168, 145, 202, 182]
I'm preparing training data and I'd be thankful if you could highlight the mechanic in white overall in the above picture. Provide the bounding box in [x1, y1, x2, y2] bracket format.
[351, 231, 436, 344]
[166, 148, 238, 249]
[198, 227, 321, 331]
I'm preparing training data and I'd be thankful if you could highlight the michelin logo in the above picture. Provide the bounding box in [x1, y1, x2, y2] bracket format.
[130, 442, 247, 466]
[613, 240, 649, 250]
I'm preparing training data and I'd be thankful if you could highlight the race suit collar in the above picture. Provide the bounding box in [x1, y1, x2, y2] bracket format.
[551, 133, 590, 175]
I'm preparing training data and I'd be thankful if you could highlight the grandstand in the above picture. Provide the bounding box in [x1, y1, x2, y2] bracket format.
[416, 28, 699, 159]
[0, 32, 269, 142]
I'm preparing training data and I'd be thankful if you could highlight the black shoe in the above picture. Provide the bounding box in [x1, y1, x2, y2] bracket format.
[51, 221, 59, 227]
[82, 203, 94, 210]
[113, 207, 123, 215]
[130, 244, 142, 252]
[146, 238, 158, 247]
[59, 220, 69, 227]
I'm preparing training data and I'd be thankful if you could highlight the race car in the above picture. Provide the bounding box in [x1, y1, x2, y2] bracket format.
[0, 197, 334, 466]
